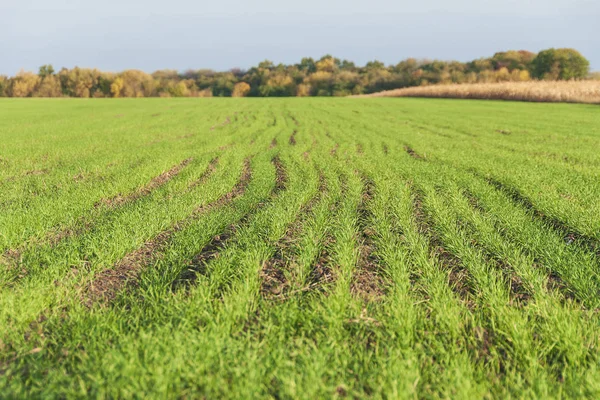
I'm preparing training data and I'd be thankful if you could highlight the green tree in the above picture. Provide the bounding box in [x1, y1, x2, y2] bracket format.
[38, 64, 55, 79]
[531, 48, 590, 80]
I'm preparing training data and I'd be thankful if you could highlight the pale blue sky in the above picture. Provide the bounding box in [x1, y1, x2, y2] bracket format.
[1, 0, 598, 74]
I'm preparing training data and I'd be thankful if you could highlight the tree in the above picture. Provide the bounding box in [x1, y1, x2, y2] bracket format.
[119, 70, 154, 97]
[38, 64, 55, 79]
[110, 77, 124, 97]
[531, 48, 590, 80]
[232, 82, 251, 97]
[9, 71, 40, 97]
[297, 57, 316, 73]
[34, 75, 62, 97]
[491, 51, 535, 71]
[316, 56, 337, 73]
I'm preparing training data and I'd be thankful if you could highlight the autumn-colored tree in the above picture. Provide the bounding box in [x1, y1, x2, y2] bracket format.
[315, 56, 336, 73]
[34, 75, 62, 97]
[119, 70, 154, 97]
[260, 74, 295, 97]
[0, 48, 592, 98]
[58, 67, 102, 97]
[232, 82, 251, 97]
[9, 71, 40, 97]
[296, 84, 311, 97]
[110, 77, 124, 98]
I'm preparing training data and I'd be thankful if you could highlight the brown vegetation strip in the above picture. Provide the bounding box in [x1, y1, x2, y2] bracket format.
[83, 158, 252, 306]
[356, 143, 364, 155]
[270, 138, 278, 149]
[350, 176, 386, 301]
[358, 81, 600, 105]
[382, 143, 389, 155]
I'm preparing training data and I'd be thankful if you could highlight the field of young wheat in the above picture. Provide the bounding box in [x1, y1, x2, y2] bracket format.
[1, 98, 599, 398]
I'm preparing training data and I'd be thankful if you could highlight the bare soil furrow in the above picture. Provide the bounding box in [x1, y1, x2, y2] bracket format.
[486, 176, 600, 256]
[82, 158, 252, 306]
[175, 156, 288, 292]
[350, 176, 386, 301]
[260, 171, 327, 300]
[411, 188, 475, 303]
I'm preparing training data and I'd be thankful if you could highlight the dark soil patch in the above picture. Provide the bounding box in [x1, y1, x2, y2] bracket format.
[176, 157, 288, 291]
[496, 129, 512, 135]
[272, 156, 288, 194]
[260, 171, 327, 300]
[382, 143, 389, 155]
[350, 177, 386, 301]
[84, 230, 171, 306]
[544, 266, 577, 302]
[260, 246, 289, 298]
[404, 145, 425, 160]
[289, 130, 297, 146]
[330, 143, 339, 157]
[270, 138, 278, 149]
[307, 242, 336, 293]
[172, 226, 238, 289]
[83, 158, 252, 306]
[186, 157, 219, 191]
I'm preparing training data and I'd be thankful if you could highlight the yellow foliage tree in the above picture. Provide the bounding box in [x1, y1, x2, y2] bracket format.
[10, 71, 40, 97]
[232, 82, 251, 97]
[110, 77, 124, 97]
[34, 75, 62, 97]
[316, 57, 336, 73]
[296, 84, 311, 97]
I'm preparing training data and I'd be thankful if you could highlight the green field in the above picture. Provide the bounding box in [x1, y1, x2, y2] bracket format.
[1, 98, 600, 398]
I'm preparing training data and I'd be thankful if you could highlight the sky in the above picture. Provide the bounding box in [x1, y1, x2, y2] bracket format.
[1, 0, 598, 75]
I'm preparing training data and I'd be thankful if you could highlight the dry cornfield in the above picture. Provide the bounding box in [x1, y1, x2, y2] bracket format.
[357, 80, 600, 104]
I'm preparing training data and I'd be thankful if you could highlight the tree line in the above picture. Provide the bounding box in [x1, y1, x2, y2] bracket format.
[0, 48, 591, 98]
